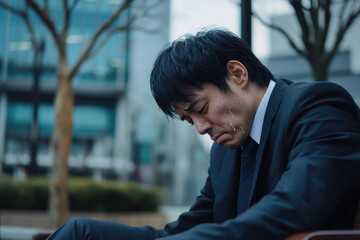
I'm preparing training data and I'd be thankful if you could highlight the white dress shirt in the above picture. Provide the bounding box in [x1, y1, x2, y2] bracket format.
[249, 80, 276, 144]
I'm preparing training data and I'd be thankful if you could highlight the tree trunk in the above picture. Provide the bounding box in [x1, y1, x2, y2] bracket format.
[309, 57, 329, 82]
[49, 64, 74, 228]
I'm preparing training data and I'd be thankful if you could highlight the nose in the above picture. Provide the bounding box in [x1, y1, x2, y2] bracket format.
[193, 116, 212, 135]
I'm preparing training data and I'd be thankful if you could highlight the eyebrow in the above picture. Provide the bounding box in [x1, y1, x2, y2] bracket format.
[184, 100, 198, 112]
[179, 96, 205, 120]
[179, 100, 198, 121]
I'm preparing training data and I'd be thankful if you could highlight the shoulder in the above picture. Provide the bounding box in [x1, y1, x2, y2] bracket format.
[277, 80, 358, 114]
[272, 80, 360, 137]
[283, 80, 353, 101]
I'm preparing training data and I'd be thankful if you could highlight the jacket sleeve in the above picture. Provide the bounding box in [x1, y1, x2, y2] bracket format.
[154, 171, 215, 238]
[156, 83, 360, 240]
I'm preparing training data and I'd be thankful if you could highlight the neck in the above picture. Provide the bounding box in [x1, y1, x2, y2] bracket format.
[248, 81, 267, 113]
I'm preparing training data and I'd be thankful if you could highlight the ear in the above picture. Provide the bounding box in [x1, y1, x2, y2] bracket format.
[226, 60, 249, 88]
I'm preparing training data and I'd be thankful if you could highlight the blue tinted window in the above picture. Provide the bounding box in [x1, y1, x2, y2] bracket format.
[73, 105, 114, 136]
[7, 102, 114, 137]
[6, 102, 32, 134]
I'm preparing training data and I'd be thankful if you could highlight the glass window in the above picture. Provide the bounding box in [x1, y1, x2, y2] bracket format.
[6, 101, 115, 137]
[73, 105, 115, 136]
[6, 102, 32, 135]
[1, 1, 128, 85]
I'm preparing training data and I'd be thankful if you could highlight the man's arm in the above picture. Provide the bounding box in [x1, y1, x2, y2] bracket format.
[156, 83, 360, 240]
[154, 172, 215, 238]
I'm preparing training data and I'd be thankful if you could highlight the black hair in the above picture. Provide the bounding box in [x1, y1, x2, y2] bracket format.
[150, 27, 274, 118]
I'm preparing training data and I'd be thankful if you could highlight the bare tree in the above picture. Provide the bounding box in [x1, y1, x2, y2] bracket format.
[250, 0, 360, 82]
[0, 0, 162, 228]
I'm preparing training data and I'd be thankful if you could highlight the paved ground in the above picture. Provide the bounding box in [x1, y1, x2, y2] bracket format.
[0, 225, 53, 240]
[0, 206, 190, 240]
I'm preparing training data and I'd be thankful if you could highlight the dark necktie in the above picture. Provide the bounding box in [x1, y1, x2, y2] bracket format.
[237, 137, 258, 215]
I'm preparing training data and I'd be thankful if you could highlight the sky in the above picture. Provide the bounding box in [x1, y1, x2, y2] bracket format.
[170, 0, 292, 59]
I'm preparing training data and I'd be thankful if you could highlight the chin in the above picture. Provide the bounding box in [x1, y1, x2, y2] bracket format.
[224, 141, 241, 149]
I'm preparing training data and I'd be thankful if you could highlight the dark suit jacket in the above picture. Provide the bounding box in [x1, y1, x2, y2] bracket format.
[147, 79, 360, 240]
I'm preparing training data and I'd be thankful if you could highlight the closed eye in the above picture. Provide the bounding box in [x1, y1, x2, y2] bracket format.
[197, 103, 207, 114]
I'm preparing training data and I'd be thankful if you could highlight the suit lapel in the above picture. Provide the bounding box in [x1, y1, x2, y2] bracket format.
[248, 79, 291, 202]
[212, 144, 240, 222]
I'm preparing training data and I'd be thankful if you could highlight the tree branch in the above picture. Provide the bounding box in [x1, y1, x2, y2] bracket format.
[310, 0, 320, 48]
[0, 1, 40, 49]
[88, 25, 130, 60]
[87, 0, 163, 60]
[290, 0, 312, 52]
[325, 1, 360, 68]
[69, 0, 133, 79]
[26, 0, 60, 49]
[61, 0, 70, 43]
[252, 10, 306, 57]
[0, 1, 26, 17]
[22, 3, 38, 48]
[339, 0, 350, 23]
[44, 0, 49, 13]
[69, 0, 80, 12]
[318, 0, 331, 54]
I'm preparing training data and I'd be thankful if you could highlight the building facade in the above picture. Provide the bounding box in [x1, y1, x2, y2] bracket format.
[0, 0, 211, 206]
[0, 0, 168, 180]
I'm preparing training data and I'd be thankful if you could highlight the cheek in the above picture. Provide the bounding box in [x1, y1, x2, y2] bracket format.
[224, 115, 236, 131]
[224, 107, 241, 131]
[211, 101, 249, 133]
[225, 106, 251, 135]
[210, 106, 240, 132]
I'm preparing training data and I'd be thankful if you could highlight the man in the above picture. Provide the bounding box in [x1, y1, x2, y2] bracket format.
[47, 28, 360, 239]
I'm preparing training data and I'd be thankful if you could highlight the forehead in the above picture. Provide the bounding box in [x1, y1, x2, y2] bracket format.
[173, 83, 221, 117]
[174, 100, 196, 118]
[174, 95, 204, 118]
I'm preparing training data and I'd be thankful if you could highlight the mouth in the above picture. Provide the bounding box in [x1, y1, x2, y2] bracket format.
[212, 133, 225, 144]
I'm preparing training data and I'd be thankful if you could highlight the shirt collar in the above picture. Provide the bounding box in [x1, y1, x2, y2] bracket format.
[249, 80, 276, 144]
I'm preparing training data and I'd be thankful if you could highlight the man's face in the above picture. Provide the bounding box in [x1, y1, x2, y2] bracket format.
[176, 79, 257, 149]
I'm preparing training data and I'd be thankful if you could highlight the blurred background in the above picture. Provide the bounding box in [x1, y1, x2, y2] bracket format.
[0, 0, 359, 238]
